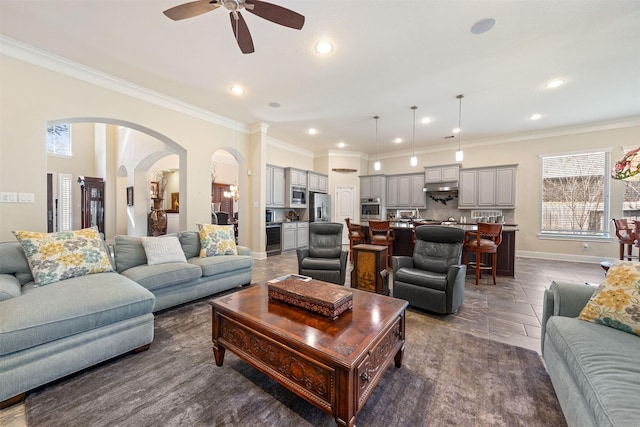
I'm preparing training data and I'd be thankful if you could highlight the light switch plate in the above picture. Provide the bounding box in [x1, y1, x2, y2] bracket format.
[19, 193, 35, 203]
[0, 192, 17, 203]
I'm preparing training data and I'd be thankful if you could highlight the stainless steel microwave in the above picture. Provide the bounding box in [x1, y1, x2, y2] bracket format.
[291, 187, 306, 205]
[361, 198, 382, 220]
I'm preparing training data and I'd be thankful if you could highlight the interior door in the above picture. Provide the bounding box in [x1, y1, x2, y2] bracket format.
[335, 185, 356, 244]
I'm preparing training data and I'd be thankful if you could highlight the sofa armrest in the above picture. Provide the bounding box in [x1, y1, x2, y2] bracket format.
[236, 245, 250, 256]
[392, 256, 413, 275]
[541, 281, 597, 353]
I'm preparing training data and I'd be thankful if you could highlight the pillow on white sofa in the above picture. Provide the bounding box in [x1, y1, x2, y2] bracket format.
[140, 235, 187, 266]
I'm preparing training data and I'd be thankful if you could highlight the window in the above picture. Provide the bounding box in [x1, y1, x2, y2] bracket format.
[623, 181, 640, 219]
[540, 151, 609, 237]
[46, 123, 71, 156]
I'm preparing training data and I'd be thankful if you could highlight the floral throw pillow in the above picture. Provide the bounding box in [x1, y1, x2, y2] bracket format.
[579, 261, 640, 336]
[198, 224, 237, 257]
[13, 226, 113, 287]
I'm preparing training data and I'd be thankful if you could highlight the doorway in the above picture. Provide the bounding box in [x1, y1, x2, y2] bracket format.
[335, 185, 357, 244]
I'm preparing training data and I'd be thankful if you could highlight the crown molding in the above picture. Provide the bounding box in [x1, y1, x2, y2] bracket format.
[267, 136, 314, 158]
[0, 35, 249, 133]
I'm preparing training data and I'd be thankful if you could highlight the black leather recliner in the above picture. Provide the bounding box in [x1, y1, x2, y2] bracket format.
[297, 222, 348, 285]
[392, 225, 466, 314]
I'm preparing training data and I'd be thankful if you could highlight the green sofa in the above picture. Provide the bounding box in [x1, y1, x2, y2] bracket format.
[541, 281, 640, 426]
[0, 230, 253, 408]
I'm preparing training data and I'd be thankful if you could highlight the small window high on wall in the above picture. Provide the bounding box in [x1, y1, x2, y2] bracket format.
[46, 123, 71, 156]
[540, 150, 610, 238]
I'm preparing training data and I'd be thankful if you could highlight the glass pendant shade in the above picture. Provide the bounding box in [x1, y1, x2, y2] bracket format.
[410, 155, 417, 166]
[373, 115, 381, 171]
[456, 150, 464, 162]
[613, 147, 640, 180]
[374, 160, 381, 171]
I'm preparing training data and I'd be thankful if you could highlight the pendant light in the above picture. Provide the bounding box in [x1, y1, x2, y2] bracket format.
[455, 94, 464, 162]
[410, 106, 417, 167]
[373, 115, 381, 171]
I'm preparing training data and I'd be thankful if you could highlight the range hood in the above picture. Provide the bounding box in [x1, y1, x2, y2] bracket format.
[423, 181, 459, 193]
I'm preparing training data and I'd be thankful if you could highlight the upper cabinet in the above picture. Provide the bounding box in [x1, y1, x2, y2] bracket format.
[360, 175, 386, 199]
[266, 165, 285, 207]
[386, 174, 426, 208]
[285, 167, 307, 207]
[308, 172, 328, 193]
[425, 164, 460, 183]
[458, 165, 517, 208]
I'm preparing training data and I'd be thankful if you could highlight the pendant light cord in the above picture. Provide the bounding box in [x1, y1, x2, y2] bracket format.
[374, 115, 379, 161]
[411, 106, 417, 156]
[457, 94, 464, 151]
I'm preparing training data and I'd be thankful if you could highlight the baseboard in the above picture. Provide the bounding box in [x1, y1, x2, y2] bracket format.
[517, 250, 617, 264]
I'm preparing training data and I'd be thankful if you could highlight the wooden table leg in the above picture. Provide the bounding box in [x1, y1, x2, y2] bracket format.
[212, 342, 225, 366]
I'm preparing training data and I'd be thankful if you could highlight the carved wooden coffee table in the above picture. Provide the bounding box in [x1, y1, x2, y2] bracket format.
[210, 280, 408, 427]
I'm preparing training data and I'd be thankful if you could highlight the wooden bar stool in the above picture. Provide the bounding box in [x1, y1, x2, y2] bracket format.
[345, 218, 365, 262]
[612, 219, 637, 260]
[463, 223, 503, 286]
[368, 220, 395, 269]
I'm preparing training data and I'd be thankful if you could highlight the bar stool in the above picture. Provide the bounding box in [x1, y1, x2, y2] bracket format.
[612, 219, 636, 260]
[345, 218, 365, 262]
[463, 223, 503, 286]
[368, 220, 395, 269]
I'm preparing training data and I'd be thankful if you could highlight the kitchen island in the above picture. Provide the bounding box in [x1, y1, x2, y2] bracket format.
[359, 221, 518, 277]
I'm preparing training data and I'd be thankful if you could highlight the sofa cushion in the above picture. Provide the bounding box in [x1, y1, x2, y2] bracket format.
[579, 261, 640, 336]
[140, 235, 187, 265]
[0, 274, 21, 301]
[0, 272, 155, 355]
[188, 255, 253, 277]
[0, 242, 32, 276]
[113, 235, 148, 273]
[198, 224, 237, 257]
[299, 257, 341, 271]
[13, 227, 113, 287]
[120, 262, 202, 291]
[395, 267, 448, 291]
[179, 231, 201, 259]
[545, 316, 640, 426]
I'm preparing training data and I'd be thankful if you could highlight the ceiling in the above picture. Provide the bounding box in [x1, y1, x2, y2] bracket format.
[1, 0, 639, 157]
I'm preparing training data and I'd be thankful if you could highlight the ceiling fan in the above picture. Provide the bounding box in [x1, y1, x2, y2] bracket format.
[163, 0, 305, 54]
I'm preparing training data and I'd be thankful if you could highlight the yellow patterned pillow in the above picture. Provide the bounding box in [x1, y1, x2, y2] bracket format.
[198, 224, 238, 257]
[579, 261, 640, 336]
[13, 227, 114, 287]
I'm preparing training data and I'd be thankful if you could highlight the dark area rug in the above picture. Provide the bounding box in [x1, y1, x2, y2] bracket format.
[25, 298, 566, 426]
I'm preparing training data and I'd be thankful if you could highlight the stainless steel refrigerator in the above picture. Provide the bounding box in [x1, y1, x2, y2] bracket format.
[309, 192, 331, 222]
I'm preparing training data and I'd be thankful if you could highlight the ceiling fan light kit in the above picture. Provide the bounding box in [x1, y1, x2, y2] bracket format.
[163, 0, 305, 54]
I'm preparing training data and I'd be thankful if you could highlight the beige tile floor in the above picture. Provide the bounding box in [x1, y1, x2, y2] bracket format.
[1, 251, 605, 425]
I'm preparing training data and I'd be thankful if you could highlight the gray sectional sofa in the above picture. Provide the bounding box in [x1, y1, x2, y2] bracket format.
[541, 281, 640, 426]
[0, 231, 253, 408]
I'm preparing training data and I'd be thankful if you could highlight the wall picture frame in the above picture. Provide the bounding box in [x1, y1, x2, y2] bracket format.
[127, 186, 134, 206]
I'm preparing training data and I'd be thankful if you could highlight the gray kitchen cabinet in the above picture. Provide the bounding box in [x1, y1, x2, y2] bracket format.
[282, 222, 297, 251]
[386, 174, 418, 207]
[411, 174, 427, 208]
[296, 221, 309, 248]
[458, 165, 517, 208]
[308, 172, 328, 193]
[285, 167, 307, 207]
[425, 164, 460, 183]
[266, 164, 285, 207]
[282, 221, 308, 251]
[360, 175, 386, 199]
[287, 167, 307, 187]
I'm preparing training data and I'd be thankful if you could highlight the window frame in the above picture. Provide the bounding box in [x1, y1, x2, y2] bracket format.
[538, 148, 611, 241]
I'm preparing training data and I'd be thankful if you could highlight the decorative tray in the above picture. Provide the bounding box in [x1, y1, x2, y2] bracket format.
[268, 277, 353, 320]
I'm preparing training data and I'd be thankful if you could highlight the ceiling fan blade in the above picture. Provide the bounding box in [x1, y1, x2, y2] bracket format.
[245, 0, 305, 30]
[163, 0, 220, 21]
[230, 11, 255, 54]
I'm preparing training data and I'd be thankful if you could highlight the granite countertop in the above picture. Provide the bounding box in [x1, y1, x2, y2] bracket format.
[360, 220, 518, 232]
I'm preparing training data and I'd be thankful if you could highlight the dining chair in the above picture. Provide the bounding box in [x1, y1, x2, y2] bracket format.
[368, 220, 395, 269]
[345, 218, 365, 262]
[463, 222, 503, 286]
[613, 219, 637, 261]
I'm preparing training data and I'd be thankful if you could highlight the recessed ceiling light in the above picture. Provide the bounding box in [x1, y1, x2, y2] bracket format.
[453, 127, 461, 134]
[471, 18, 496, 35]
[545, 79, 565, 89]
[230, 85, 245, 95]
[315, 41, 333, 54]
[530, 113, 542, 121]
[336, 142, 346, 148]
[268, 102, 281, 108]
[308, 128, 318, 135]
[421, 117, 432, 124]
[394, 138, 403, 144]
